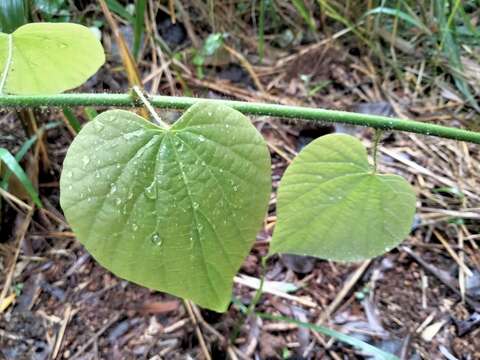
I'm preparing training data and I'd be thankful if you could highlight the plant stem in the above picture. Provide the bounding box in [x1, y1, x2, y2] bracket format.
[131, 86, 170, 129]
[230, 257, 267, 343]
[1, 93, 480, 144]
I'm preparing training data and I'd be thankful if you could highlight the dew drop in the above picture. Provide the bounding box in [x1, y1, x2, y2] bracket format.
[132, 223, 138, 232]
[145, 181, 157, 199]
[123, 129, 145, 140]
[110, 184, 117, 194]
[128, 192, 134, 200]
[115, 198, 122, 205]
[151, 232, 162, 246]
[233, 185, 239, 192]
[207, 112, 213, 116]
[66, 171, 73, 178]
[192, 202, 199, 209]
[198, 135, 205, 142]
[94, 121, 104, 131]
[82, 155, 90, 166]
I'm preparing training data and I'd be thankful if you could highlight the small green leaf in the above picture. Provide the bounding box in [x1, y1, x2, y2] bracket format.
[271, 134, 416, 262]
[0, 22, 105, 94]
[60, 102, 271, 311]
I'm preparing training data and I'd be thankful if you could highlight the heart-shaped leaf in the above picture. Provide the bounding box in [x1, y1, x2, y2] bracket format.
[0, 22, 104, 94]
[60, 103, 271, 312]
[270, 134, 416, 262]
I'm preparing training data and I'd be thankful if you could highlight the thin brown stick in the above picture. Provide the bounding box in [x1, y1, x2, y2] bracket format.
[223, 44, 265, 92]
[184, 300, 212, 360]
[70, 313, 121, 359]
[0, 209, 33, 302]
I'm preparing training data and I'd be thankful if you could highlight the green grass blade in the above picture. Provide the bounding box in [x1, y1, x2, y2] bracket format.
[364, 6, 429, 33]
[63, 107, 82, 133]
[439, 0, 462, 50]
[0, 148, 42, 207]
[0, 0, 27, 33]
[435, 0, 480, 111]
[105, 0, 134, 23]
[258, 0, 266, 63]
[458, 5, 480, 41]
[256, 312, 399, 360]
[84, 107, 98, 121]
[292, 0, 316, 31]
[133, 0, 146, 59]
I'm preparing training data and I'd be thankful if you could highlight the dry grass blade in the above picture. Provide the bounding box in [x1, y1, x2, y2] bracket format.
[98, 0, 148, 118]
[223, 44, 265, 92]
[317, 260, 372, 324]
[234, 275, 317, 308]
[0, 209, 33, 305]
[52, 305, 73, 359]
[433, 229, 473, 276]
[184, 300, 212, 360]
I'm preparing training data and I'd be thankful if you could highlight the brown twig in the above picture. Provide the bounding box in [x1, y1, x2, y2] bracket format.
[184, 300, 212, 360]
[0, 209, 33, 304]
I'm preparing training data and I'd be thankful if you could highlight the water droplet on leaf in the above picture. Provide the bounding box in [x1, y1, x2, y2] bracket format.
[151, 232, 162, 246]
[145, 181, 157, 199]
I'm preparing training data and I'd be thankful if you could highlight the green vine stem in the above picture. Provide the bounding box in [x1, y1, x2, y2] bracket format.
[230, 257, 267, 343]
[1, 93, 480, 144]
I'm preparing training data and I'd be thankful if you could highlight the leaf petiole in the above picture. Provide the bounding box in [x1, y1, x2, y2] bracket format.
[131, 86, 170, 129]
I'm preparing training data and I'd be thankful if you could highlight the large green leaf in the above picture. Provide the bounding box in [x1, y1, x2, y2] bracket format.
[60, 103, 271, 311]
[270, 134, 416, 262]
[0, 22, 104, 94]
